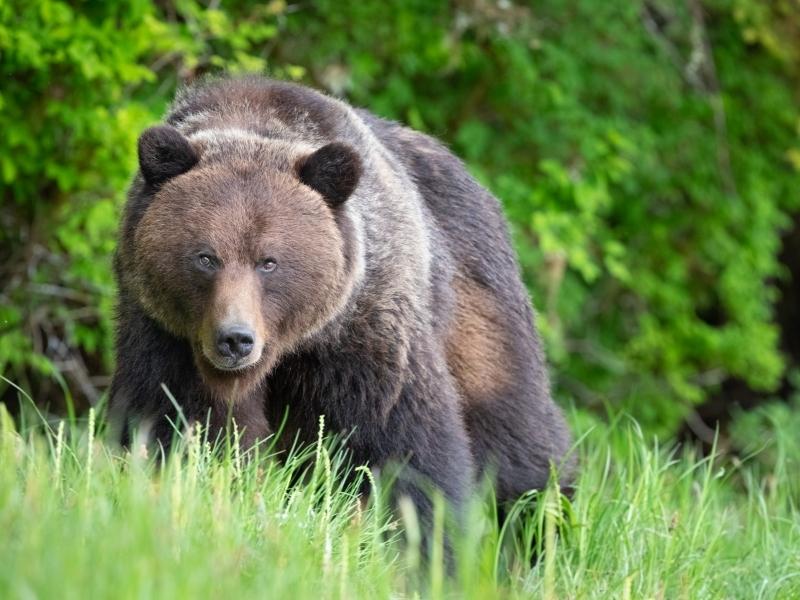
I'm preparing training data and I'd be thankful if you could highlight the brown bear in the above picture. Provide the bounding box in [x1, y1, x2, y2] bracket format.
[110, 76, 574, 526]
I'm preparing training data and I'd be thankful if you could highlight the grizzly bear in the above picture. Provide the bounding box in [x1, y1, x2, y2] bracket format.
[110, 76, 574, 526]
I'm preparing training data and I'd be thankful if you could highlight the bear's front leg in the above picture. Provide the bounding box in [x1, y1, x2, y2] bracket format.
[381, 382, 475, 537]
[366, 364, 475, 566]
[321, 347, 475, 543]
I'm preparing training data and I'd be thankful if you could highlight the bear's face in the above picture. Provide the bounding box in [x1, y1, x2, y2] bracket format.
[129, 126, 362, 399]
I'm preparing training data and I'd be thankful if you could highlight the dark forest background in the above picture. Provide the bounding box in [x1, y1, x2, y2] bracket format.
[2, 0, 799, 446]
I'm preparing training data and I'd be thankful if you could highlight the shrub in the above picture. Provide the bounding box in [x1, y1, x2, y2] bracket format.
[2, 0, 798, 435]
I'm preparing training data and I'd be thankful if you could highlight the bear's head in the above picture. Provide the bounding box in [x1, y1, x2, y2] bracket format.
[128, 125, 363, 399]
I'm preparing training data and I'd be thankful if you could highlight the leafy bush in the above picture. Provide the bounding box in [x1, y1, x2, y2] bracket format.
[1, 0, 798, 434]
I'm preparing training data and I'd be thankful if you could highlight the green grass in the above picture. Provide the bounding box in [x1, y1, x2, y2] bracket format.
[0, 402, 798, 600]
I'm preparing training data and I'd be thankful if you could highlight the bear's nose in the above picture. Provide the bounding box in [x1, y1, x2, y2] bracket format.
[215, 326, 255, 360]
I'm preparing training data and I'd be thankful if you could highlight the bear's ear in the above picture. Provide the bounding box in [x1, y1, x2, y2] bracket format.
[138, 125, 198, 186]
[296, 142, 362, 207]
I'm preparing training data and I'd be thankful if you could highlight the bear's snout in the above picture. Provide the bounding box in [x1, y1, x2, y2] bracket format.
[215, 325, 255, 361]
[197, 267, 268, 374]
[202, 321, 263, 371]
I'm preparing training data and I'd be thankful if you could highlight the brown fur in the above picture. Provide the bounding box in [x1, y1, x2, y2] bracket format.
[446, 275, 511, 402]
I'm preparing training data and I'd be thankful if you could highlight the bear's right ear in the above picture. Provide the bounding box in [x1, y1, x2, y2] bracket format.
[296, 142, 362, 207]
[138, 125, 199, 186]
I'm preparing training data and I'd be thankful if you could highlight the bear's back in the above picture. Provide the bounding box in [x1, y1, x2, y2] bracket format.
[357, 111, 574, 496]
[355, 111, 529, 312]
[167, 76, 351, 144]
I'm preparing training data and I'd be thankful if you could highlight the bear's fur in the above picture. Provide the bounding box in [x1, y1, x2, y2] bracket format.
[110, 76, 574, 523]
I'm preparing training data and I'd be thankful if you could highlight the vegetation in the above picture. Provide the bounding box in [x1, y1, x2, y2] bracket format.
[2, 0, 799, 434]
[2, 2, 799, 596]
[2, 396, 799, 599]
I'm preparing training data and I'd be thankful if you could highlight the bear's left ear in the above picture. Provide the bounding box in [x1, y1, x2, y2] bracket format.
[296, 142, 362, 207]
[138, 125, 199, 187]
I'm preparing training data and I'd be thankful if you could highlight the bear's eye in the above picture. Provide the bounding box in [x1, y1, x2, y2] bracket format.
[258, 258, 277, 274]
[196, 253, 218, 271]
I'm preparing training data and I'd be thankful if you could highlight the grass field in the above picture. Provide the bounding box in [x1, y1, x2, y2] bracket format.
[1, 397, 798, 599]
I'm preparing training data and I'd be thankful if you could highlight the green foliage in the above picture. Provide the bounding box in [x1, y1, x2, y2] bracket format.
[1, 404, 798, 598]
[1, 0, 152, 404]
[1, 1, 799, 433]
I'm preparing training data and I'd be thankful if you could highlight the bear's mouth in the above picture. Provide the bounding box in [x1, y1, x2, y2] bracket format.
[202, 351, 263, 374]
[196, 340, 265, 375]
[191, 342, 272, 401]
